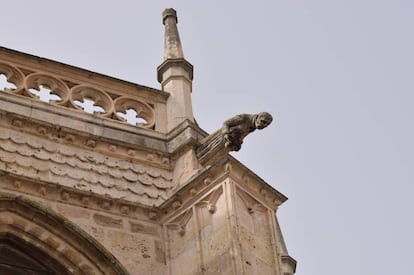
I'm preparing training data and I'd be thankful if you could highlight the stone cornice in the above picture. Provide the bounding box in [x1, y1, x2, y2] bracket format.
[166, 119, 207, 154]
[0, 174, 161, 221]
[157, 58, 194, 83]
[0, 92, 208, 156]
[226, 155, 288, 205]
[281, 255, 297, 273]
[158, 155, 288, 222]
[0, 92, 170, 153]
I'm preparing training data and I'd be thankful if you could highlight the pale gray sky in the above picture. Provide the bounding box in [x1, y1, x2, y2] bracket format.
[2, 1, 413, 274]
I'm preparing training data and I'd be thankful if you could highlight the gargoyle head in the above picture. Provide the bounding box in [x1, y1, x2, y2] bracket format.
[255, 112, 273, 129]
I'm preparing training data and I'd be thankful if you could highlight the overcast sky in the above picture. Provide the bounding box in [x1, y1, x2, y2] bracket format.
[2, 1, 413, 274]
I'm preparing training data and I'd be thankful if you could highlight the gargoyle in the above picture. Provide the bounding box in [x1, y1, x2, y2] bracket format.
[222, 112, 273, 151]
[196, 112, 273, 164]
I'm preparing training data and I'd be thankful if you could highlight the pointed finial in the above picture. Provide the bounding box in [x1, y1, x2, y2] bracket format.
[163, 8, 177, 24]
[162, 8, 184, 60]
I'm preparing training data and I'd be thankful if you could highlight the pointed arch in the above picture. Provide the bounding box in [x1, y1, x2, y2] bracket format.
[0, 192, 128, 275]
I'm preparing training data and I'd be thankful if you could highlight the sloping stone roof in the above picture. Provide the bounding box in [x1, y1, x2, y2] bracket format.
[0, 129, 173, 206]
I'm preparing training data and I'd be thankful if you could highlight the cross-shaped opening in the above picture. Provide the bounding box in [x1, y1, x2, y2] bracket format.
[29, 84, 61, 103]
[116, 108, 148, 125]
[73, 97, 105, 114]
[0, 74, 17, 92]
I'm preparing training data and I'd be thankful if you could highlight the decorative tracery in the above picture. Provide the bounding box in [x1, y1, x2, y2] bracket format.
[116, 108, 147, 125]
[70, 85, 112, 116]
[28, 84, 62, 103]
[25, 73, 69, 105]
[0, 62, 25, 94]
[0, 74, 17, 92]
[113, 97, 155, 128]
[0, 62, 156, 129]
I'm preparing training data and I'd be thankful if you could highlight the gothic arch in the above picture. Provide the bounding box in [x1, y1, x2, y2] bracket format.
[0, 192, 129, 274]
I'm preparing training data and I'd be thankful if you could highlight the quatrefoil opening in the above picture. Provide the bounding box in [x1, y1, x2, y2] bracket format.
[0, 62, 25, 94]
[70, 85, 113, 117]
[113, 97, 155, 129]
[25, 73, 69, 104]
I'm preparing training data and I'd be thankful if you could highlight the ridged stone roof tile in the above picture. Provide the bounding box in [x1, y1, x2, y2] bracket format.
[0, 130, 173, 207]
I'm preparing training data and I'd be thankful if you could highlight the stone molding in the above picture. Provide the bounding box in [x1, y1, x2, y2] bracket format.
[196, 186, 224, 214]
[164, 209, 193, 236]
[0, 109, 171, 167]
[0, 174, 161, 221]
[157, 58, 194, 84]
[281, 255, 297, 274]
[236, 186, 268, 214]
[158, 156, 287, 225]
[0, 94, 204, 156]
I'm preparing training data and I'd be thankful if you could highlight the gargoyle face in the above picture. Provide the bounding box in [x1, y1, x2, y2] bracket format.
[255, 112, 273, 129]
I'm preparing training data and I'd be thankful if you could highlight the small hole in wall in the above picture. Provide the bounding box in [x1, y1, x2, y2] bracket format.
[116, 108, 148, 126]
[74, 97, 105, 114]
[29, 84, 61, 103]
[0, 74, 17, 92]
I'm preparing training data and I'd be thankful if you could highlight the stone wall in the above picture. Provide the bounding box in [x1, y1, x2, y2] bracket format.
[0, 188, 166, 274]
[0, 43, 295, 274]
[162, 177, 286, 275]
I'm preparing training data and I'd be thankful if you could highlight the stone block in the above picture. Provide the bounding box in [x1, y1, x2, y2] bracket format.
[129, 221, 161, 236]
[93, 213, 123, 229]
[107, 230, 164, 274]
[56, 204, 91, 220]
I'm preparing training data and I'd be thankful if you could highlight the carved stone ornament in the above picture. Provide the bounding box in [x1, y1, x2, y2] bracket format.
[222, 112, 273, 151]
[0, 61, 156, 129]
[197, 112, 273, 163]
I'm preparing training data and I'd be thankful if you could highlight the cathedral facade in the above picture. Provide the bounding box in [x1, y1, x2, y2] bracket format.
[0, 9, 296, 275]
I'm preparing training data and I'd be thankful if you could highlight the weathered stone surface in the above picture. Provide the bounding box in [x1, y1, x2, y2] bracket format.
[129, 221, 160, 236]
[0, 194, 129, 274]
[56, 204, 91, 219]
[158, 9, 194, 132]
[0, 125, 173, 206]
[107, 230, 165, 274]
[222, 112, 272, 151]
[197, 112, 273, 165]
[81, 225, 105, 243]
[93, 214, 123, 228]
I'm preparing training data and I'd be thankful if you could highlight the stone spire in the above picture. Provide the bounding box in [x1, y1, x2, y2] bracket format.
[162, 8, 184, 60]
[157, 8, 194, 132]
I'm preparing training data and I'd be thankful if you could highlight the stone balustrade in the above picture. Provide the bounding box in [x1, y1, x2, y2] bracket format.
[0, 48, 169, 133]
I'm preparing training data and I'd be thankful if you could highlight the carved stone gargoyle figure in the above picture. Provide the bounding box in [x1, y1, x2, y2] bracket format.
[196, 112, 273, 164]
[222, 112, 273, 151]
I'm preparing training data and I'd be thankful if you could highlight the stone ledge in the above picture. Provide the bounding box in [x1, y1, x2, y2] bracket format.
[281, 255, 297, 274]
[0, 93, 168, 151]
[158, 156, 288, 222]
